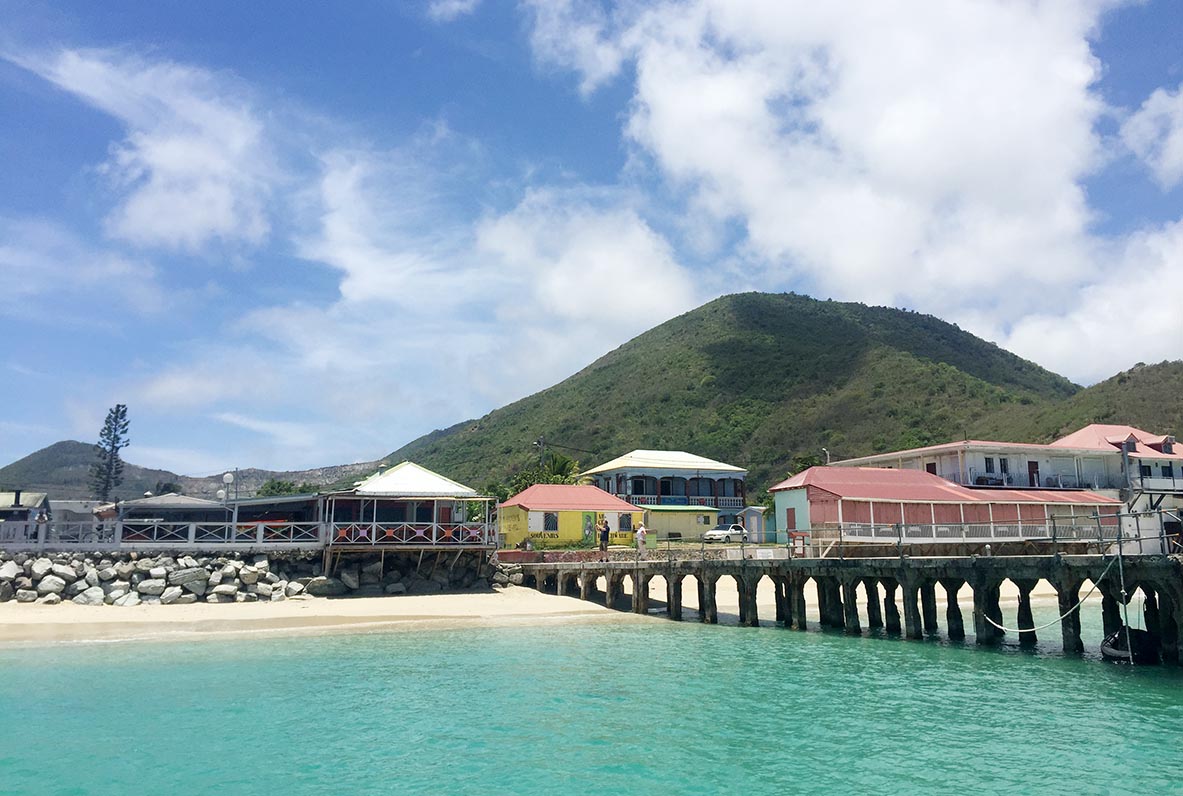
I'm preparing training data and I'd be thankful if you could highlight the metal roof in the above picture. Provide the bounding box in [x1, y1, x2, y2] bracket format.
[582, 450, 746, 476]
[0, 491, 48, 509]
[119, 492, 225, 509]
[1050, 424, 1179, 460]
[500, 484, 639, 512]
[770, 467, 1120, 505]
[349, 461, 480, 498]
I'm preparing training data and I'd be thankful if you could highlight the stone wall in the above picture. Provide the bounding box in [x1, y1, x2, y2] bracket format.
[0, 550, 494, 606]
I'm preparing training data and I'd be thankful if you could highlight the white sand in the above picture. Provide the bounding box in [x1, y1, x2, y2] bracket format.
[0, 575, 1076, 647]
[0, 587, 646, 646]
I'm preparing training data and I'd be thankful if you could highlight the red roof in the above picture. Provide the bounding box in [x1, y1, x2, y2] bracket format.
[1050, 424, 1178, 460]
[770, 467, 1119, 505]
[500, 484, 639, 512]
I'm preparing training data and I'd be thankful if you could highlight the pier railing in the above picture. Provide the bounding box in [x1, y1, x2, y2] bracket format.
[0, 519, 494, 552]
[833, 521, 1120, 543]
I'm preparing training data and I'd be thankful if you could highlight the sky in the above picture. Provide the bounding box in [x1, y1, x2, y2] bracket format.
[1, 0, 1182, 476]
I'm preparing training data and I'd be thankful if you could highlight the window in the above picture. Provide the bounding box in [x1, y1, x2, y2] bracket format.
[925, 462, 937, 475]
[1140, 465, 1153, 478]
[999, 459, 1009, 475]
[1163, 464, 1175, 479]
[543, 512, 558, 531]
[985, 457, 995, 474]
[618, 514, 632, 532]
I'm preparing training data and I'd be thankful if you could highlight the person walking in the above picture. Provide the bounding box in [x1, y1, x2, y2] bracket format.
[635, 523, 648, 560]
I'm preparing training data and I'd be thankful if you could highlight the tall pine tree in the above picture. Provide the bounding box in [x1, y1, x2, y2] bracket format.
[90, 404, 130, 502]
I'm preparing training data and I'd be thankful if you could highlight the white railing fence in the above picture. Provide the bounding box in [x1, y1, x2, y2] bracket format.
[0, 520, 494, 552]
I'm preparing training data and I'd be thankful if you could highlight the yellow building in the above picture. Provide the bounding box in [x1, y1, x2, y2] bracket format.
[499, 484, 647, 549]
[638, 504, 719, 540]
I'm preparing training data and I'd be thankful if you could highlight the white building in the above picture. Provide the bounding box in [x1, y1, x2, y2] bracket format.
[582, 450, 748, 525]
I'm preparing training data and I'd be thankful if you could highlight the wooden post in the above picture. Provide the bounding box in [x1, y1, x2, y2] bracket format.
[939, 578, 966, 641]
[668, 574, 683, 621]
[920, 580, 939, 635]
[1056, 578, 1084, 654]
[901, 579, 923, 640]
[1014, 578, 1039, 647]
[791, 576, 807, 631]
[864, 578, 883, 630]
[882, 579, 902, 635]
[841, 578, 861, 635]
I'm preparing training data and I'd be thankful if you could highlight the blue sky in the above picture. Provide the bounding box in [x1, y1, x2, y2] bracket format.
[2, 0, 1182, 476]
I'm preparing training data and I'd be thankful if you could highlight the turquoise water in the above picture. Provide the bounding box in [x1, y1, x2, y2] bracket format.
[2, 614, 1183, 796]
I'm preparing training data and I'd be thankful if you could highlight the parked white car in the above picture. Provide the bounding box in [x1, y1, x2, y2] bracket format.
[703, 524, 748, 543]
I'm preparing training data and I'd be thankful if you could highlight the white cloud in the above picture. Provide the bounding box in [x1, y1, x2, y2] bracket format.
[427, 0, 482, 22]
[11, 48, 275, 250]
[213, 412, 320, 449]
[1002, 219, 1183, 384]
[525, 1, 1137, 374]
[522, 0, 630, 94]
[1122, 81, 1183, 190]
[0, 216, 165, 316]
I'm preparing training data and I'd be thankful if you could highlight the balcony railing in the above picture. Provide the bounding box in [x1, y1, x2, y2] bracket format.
[0, 520, 494, 552]
[623, 494, 744, 509]
[1136, 474, 1182, 492]
[821, 521, 1121, 544]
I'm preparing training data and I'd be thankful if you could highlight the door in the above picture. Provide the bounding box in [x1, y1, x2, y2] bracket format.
[1027, 461, 1040, 487]
[785, 508, 796, 532]
[925, 462, 937, 475]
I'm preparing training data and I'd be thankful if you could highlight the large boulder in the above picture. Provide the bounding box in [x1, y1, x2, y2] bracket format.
[206, 592, 234, 604]
[36, 593, 62, 605]
[168, 567, 209, 586]
[239, 566, 260, 585]
[72, 586, 106, 606]
[207, 569, 224, 587]
[65, 580, 90, 598]
[36, 575, 67, 595]
[50, 563, 78, 583]
[97, 566, 118, 582]
[149, 566, 168, 579]
[0, 560, 20, 582]
[212, 583, 239, 597]
[384, 582, 407, 595]
[15, 589, 37, 603]
[30, 558, 53, 579]
[304, 576, 348, 597]
[114, 561, 135, 580]
[134, 559, 156, 573]
[252, 582, 273, 598]
[84, 568, 101, 587]
[174, 594, 199, 604]
[339, 567, 360, 591]
[252, 555, 270, 573]
[284, 581, 305, 597]
[136, 579, 167, 596]
[159, 586, 184, 605]
[0, 581, 13, 602]
[113, 592, 141, 607]
[182, 578, 208, 596]
[178, 555, 200, 569]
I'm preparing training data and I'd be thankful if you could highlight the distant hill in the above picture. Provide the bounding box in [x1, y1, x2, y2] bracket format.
[386, 293, 1092, 491]
[7, 294, 1179, 500]
[975, 360, 1183, 444]
[0, 440, 383, 501]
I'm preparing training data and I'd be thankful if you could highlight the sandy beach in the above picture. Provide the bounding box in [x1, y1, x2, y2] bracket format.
[0, 573, 1074, 647]
[0, 586, 648, 646]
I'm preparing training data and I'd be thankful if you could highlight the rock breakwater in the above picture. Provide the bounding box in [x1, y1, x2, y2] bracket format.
[0, 550, 495, 606]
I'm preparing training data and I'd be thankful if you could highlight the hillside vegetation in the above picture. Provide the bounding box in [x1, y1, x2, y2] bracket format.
[8, 294, 1179, 499]
[388, 293, 1098, 491]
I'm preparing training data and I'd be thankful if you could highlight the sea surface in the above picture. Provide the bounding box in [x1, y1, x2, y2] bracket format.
[2, 605, 1182, 796]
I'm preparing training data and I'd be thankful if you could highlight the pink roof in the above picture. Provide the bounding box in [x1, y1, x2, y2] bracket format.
[770, 466, 1119, 505]
[1051, 424, 1179, 460]
[500, 484, 639, 512]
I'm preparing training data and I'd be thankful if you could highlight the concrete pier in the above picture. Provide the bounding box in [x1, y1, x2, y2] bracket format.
[513, 554, 1183, 665]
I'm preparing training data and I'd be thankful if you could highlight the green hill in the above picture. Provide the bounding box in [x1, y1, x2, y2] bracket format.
[976, 360, 1183, 443]
[0, 440, 185, 501]
[387, 293, 1088, 492]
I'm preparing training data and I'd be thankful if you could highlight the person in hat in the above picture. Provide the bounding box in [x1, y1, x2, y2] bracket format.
[635, 523, 648, 560]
